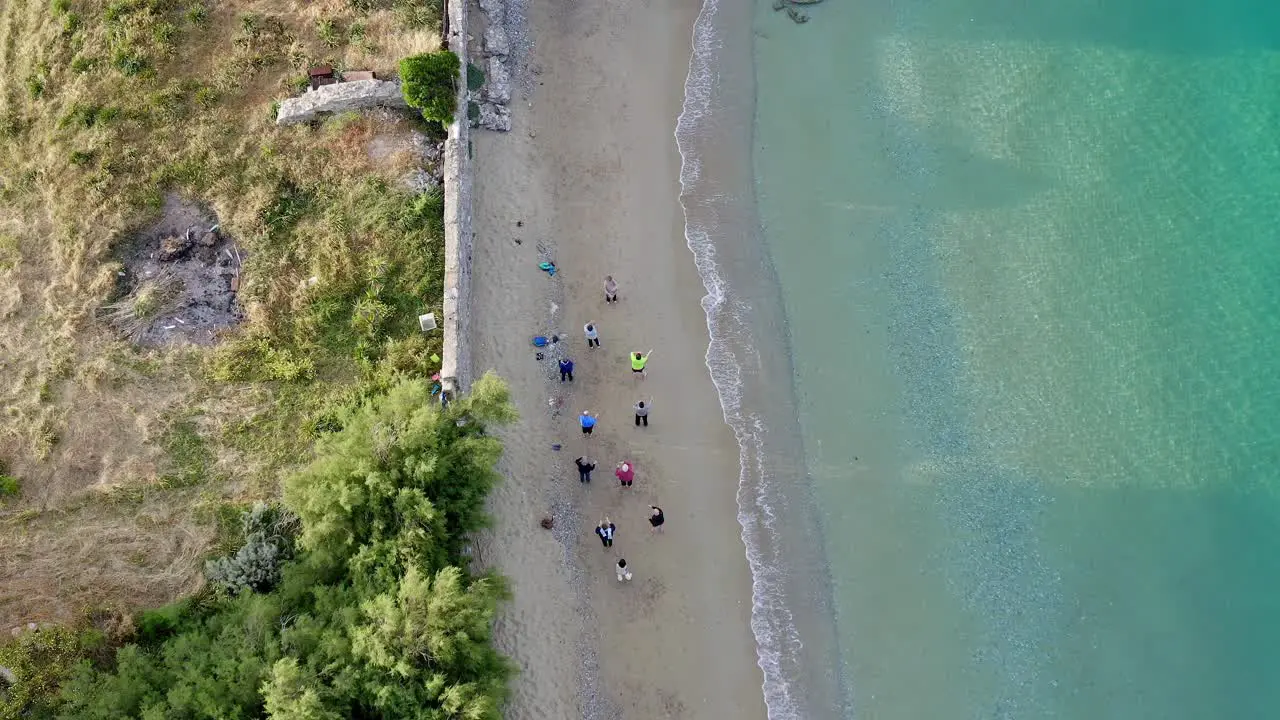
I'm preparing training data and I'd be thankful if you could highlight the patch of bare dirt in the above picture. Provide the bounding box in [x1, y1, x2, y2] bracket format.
[109, 194, 245, 346]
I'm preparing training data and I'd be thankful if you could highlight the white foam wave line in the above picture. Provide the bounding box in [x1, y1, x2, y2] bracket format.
[675, 1, 806, 717]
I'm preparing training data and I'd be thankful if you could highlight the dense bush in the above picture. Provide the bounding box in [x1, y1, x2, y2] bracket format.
[205, 503, 300, 595]
[0, 625, 99, 720]
[399, 51, 460, 125]
[47, 375, 517, 719]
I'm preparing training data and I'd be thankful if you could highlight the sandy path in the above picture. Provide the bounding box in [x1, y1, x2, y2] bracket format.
[468, 0, 767, 717]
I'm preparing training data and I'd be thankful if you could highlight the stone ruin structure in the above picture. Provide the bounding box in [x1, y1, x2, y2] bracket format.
[276, 79, 408, 126]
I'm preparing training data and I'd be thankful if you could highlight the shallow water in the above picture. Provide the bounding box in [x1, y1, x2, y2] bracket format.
[685, 0, 1280, 716]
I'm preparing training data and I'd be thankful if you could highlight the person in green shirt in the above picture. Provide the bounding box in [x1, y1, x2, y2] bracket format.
[630, 349, 651, 379]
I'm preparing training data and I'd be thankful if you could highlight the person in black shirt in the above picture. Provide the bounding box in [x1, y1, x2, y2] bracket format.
[595, 518, 616, 548]
[648, 505, 665, 532]
[575, 456, 596, 483]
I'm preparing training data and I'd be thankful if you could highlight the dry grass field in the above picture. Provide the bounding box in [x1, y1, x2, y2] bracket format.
[0, 0, 446, 628]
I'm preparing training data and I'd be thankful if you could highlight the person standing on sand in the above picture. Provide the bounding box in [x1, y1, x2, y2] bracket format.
[580, 410, 598, 436]
[615, 461, 634, 487]
[631, 349, 652, 379]
[634, 399, 650, 427]
[616, 558, 633, 582]
[584, 323, 600, 348]
[595, 517, 616, 548]
[649, 505, 665, 533]
[604, 275, 618, 303]
[559, 357, 574, 382]
[575, 456, 596, 483]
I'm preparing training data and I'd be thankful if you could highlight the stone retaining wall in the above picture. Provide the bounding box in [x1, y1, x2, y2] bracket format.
[439, 0, 473, 396]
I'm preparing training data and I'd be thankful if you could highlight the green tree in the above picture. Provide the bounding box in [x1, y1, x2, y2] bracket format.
[284, 375, 515, 573]
[262, 659, 340, 720]
[0, 626, 95, 720]
[57, 593, 285, 719]
[399, 51, 460, 125]
[46, 374, 517, 719]
[350, 566, 506, 676]
[344, 567, 508, 719]
[56, 645, 168, 719]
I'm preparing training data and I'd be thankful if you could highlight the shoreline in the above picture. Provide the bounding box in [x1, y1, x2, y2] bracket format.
[467, 0, 768, 717]
[675, 0, 847, 716]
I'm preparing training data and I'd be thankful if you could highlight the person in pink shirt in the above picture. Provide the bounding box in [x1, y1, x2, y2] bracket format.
[614, 461, 635, 488]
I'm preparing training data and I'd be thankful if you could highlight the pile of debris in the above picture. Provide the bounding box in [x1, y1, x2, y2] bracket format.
[158, 226, 221, 263]
[107, 195, 245, 346]
[400, 130, 446, 193]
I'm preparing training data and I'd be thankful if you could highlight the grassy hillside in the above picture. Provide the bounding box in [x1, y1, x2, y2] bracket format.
[0, 0, 448, 627]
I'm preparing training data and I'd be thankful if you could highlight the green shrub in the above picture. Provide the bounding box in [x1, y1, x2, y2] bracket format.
[58, 102, 99, 128]
[26, 74, 45, 99]
[205, 503, 299, 595]
[61, 103, 118, 128]
[149, 84, 188, 121]
[350, 295, 391, 338]
[68, 149, 95, 166]
[0, 625, 96, 719]
[150, 21, 177, 48]
[111, 47, 149, 76]
[185, 2, 207, 25]
[467, 62, 485, 91]
[102, 0, 133, 23]
[0, 473, 18, 498]
[261, 181, 313, 238]
[135, 601, 188, 644]
[393, 0, 440, 30]
[60, 11, 81, 34]
[70, 55, 97, 73]
[239, 12, 261, 36]
[207, 337, 317, 383]
[316, 17, 342, 48]
[193, 85, 219, 108]
[399, 51, 460, 126]
[50, 0, 71, 14]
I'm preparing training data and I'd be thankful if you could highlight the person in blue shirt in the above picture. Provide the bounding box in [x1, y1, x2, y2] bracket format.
[580, 410, 597, 435]
[559, 357, 574, 382]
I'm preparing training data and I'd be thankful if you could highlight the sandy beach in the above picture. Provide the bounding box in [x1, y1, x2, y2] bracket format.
[467, 0, 767, 717]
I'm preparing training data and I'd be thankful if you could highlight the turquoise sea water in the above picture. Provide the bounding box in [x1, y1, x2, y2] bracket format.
[692, 0, 1280, 716]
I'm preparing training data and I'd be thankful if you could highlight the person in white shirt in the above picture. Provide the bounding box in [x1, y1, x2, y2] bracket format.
[604, 275, 618, 303]
[616, 558, 632, 582]
[584, 322, 600, 348]
[634, 399, 650, 427]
